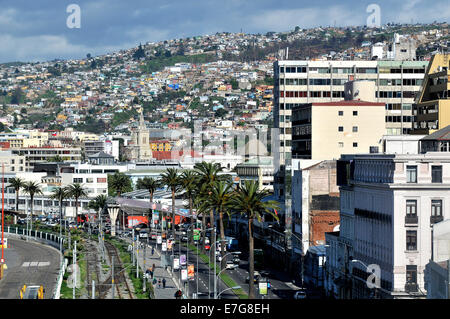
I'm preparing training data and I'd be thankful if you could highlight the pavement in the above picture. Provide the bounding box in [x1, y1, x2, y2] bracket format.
[134, 240, 181, 299]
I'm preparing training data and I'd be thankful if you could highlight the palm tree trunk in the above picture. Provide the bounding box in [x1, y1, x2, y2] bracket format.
[75, 198, 79, 227]
[209, 209, 216, 259]
[248, 217, 255, 299]
[201, 212, 206, 253]
[149, 191, 153, 228]
[30, 195, 34, 234]
[171, 189, 176, 240]
[15, 189, 19, 211]
[189, 197, 193, 244]
[219, 211, 226, 269]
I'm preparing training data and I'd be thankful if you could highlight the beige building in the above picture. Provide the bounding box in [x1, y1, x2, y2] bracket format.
[0, 151, 26, 173]
[292, 100, 386, 160]
[128, 109, 152, 161]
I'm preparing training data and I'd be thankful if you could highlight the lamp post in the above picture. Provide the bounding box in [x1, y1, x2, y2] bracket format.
[285, 230, 304, 287]
[217, 286, 241, 299]
[351, 259, 378, 299]
[213, 251, 234, 299]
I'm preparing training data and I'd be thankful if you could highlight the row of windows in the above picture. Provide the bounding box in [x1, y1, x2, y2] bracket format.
[73, 177, 107, 183]
[406, 165, 442, 183]
[338, 110, 358, 116]
[280, 91, 344, 98]
[386, 116, 413, 123]
[281, 67, 425, 74]
[338, 142, 358, 148]
[376, 91, 416, 98]
[338, 126, 358, 132]
[378, 79, 424, 86]
[406, 199, 443, 218]
[280, 78, 424, 87]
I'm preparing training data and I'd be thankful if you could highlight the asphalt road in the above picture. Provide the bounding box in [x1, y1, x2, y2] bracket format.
[0, 237, 61, 299]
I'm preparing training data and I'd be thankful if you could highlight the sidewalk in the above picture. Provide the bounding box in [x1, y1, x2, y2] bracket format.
[135, 242, 182, 299]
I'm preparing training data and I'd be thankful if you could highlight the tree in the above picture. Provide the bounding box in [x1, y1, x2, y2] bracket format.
[136, 177, 160, 226]
[108, 172, 132, 197]
[180, 170, 198, 238]
[8, 177, 24, 212]
[194, 162, 230, 259]
[67, 183, 88, 227]
[50, 186, 69, 239]
[206, 181, 234, 269]
[229, 180, 279, 299]
[88, 194, 108, 224]
[160, 168, 181, 239]
[22, 181, 43, 235]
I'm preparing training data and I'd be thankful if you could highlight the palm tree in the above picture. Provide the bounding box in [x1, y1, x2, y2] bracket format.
[8, 177, 24, 212]
[194, 162, 229, 258]
[22, 181, 43, 235]
[206, 181, 234, 269]
[136, 177, 160, 226]
[50, 186, 69, 250]
[160, 168, 181, 240]
[229, 180, 279, 299]
[67, 183, 88, 227]
[88, 194, 108, 227]
[179, 171, 198, 222]
[109, 172, 131, 197]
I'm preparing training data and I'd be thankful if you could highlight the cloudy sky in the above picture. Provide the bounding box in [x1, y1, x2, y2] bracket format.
[0, 0, 448, 63]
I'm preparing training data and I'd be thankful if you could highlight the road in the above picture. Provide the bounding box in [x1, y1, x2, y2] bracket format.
[0, 237, 61, 299]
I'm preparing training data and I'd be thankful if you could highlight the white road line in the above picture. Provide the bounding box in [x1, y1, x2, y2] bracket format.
[29, 262, 38, 267]
[22, 262, 30, 267]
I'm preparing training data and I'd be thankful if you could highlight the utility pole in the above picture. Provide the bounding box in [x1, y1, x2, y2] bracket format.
[143, 243, 146, 292]
[136, 237, 139, 278]
[112, 256, 115, 299]
[132, 229, 135, 266]
[73, 241, 77, 299]
[92, 280, 95, 299]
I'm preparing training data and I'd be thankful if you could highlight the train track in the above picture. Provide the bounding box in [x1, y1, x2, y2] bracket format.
[84, 241, 110, 299]
[103, 241, 134, 299]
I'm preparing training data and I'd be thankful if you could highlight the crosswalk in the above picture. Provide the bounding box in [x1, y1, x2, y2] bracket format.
[22, 261, 50, 267]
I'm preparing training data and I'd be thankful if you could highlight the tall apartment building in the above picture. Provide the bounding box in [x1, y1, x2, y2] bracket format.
[413, 54, 450, 134]
[326, 149, 450, 299]
[11, 147, 82, 171]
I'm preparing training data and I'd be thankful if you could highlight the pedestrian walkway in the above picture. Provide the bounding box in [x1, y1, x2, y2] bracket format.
[134, 242, 182, 299]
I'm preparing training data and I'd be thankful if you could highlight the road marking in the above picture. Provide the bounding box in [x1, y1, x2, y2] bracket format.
[22, 261, 50, 267]
[22, 262, 30, 267]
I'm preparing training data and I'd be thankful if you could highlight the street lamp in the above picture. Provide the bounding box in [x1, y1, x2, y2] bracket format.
[351, 259, 379, 299]
[217, 286, 241, 299]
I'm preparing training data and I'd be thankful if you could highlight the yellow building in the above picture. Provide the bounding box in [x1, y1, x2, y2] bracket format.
[414, 54, 450, 134]
[150, 140, 172, 152]
[292, 100, 386, 160]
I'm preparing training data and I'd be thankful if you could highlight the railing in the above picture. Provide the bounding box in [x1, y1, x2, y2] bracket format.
[430, 215, 444, 224]
[405, 282, 418, 293]
[405, 215, 418, 224]
[3, 226, 66, 299]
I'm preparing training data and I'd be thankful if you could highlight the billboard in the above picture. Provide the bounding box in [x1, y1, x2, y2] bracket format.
[162, 242, 167, 252]
[180, 254, 186, 266]
[167, 239, 173, 250]
[259, 281, 268, 295]
[181, 269, 188, 281]
[157, 236, 162, 244]
[188, 264, 195, 279]
[128, 216, 148, 228]
[173, 258, 180, 270]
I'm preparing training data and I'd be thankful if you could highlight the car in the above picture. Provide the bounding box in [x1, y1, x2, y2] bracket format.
[294, 289, 307, 299]
[245, 271, 261, 283]
[139, 231, 149, 239]
[204, 244, 211, 251]
[226, 261, 238, 270]
[46, 221, 58, 227]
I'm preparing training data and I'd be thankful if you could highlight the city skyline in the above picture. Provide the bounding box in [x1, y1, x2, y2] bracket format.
[0, 0, 448, 63]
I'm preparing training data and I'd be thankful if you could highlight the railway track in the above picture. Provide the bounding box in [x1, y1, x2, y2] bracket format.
[103, 241, 134, 299]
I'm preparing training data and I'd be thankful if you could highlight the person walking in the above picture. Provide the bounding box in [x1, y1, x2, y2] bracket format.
[158, 279, 162, 288]
[162, 278, 166, 289]
[151, 246, 154, 255]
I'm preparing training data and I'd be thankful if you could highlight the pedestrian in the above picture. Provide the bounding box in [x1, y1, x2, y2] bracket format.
[152, 278, 157, 286]
[153, 263, 156, 270]
[151, 246, 154, 255]
[162, 278, 166, 289]
[158, 279, 161, 288]
[150, 270, 154, 279]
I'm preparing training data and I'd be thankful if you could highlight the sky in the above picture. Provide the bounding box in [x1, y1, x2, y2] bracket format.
[0, 0, 448, 63]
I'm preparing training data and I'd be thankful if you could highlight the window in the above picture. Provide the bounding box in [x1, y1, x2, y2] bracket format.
[338, 126, 344, 132]
[353, 111, 358, 116]
[406, 265, 418, 287]
[406, 231, 417, 250]
[352, 126, 358, 132]
[338, 142, 344, 148]
[406, 166, 417, 183]
[86, 178, 94, 183]
[338, 111, 344, 116]
[73, 178, 83, 183]
[431, 166, 442, 183]
[406, 200, 417, 217]
[431, 200, 442, 217]
[353, 142, 358, 147]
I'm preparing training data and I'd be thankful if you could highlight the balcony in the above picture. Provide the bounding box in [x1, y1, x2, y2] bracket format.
[430, 215, 444, 224]
[405, 215, 418, 225]
[404, 282, 418, 293]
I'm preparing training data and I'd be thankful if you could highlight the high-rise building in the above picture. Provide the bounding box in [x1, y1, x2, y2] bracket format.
[413, 54, 450, 134]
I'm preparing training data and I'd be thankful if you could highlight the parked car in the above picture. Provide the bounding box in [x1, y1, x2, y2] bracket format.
[139, 231, 149, 239]
[294, 289, 307, 299]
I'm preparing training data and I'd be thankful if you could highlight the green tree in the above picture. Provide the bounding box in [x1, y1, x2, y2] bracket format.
[22, 181, 43, 235]
[136, 177, 160, 225]
[66, 183, 88, 227]
[108, 172, 132, 197]
[229, 180, 279, 299]
[8, 177, 24, 212]
[160, 168, 181, 239]
[50, 186, 69, 238]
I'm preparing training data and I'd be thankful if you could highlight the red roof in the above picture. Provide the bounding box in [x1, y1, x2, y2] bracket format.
[152, 150, 203, 161]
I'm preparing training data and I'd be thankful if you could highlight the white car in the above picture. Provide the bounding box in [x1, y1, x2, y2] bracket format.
[294, 290, 307, 299]
[226, 261, 238, 270]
